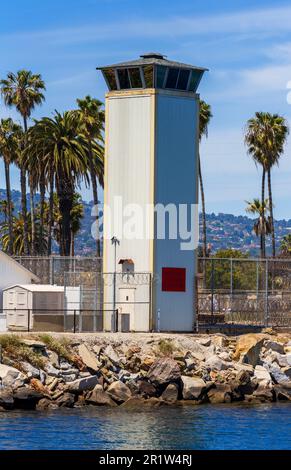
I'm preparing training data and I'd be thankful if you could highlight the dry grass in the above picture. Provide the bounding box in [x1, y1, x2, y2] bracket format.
[38, 334, 73, 362]
[157, 339, 175, 356]
[0, 334, 46, 369]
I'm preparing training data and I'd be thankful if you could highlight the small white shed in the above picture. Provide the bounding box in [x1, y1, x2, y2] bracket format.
[3, 284, 64, 331]
[0, 250, 39, 309]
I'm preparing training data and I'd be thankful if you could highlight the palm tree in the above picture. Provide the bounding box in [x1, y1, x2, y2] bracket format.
[75, 96, 104, 256]
[246, 198, 272, 258]
[70, 193, 84, 256]
[0, 70, 46, 255]
[280, 234, 291, 256]
[198, 100, 212, 258]
[245, 112, 289, 257]
[27, 111, 91, 256]
[0, 118, 22, 254]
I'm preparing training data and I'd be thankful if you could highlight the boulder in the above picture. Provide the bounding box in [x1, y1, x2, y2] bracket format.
[161, 384, 179, 403]
[103, 345, 120, 365]
[20, 339, 46, 351]
[254, 365, 272, 384]
[120, 397, 146, 409]
[140, 357, 155, 371]
[147, 358, 181, 386]
[233, 334, 265, 366]
[36, 398, 57, 410]
[86, 385, 117, 406]
[205, 355, 229, 371]
[274, 383, 291, 401]
[211, 335, 229, 348]
[78, 344, 101, 372]
[136, 379, 157, 398]
[13, 387, 43, 409]
[0, 388, 14, 409]
[55, 392, 75, 408]
[107, 380, 132, 404]
[48, 350, 59, 367]
[21, 362, 41, 379]
[264, 340, 285, 354]
[67, 375, 100, 393]
[269, 365, 290, 385]
[182, 376, 206, 400]
[207, 384, 232, 404]
[231, 370, 256, 398]
[185, 357, 196, 372]
[0, 364, 26, 388]
[197, 337, 211, 347]
[45, 363, 60, 377]
[234, 363, 254, 374]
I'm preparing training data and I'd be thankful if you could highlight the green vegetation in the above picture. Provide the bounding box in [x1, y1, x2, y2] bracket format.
[245, 112, 289, 258]
[0, 334, 45, 369]
[38, 334, 72, 361]
[0, 69, 104, 256]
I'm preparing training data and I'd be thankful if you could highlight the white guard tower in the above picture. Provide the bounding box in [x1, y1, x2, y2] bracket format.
[98, 53, 207, 332]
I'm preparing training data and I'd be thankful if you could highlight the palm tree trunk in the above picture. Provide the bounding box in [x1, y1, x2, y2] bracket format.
[198, 154, 207, 258]
[261, 168, 266, 259]
[267, 169, 276, 257]
[4, 159, 13, 254]
[70, 232, 75, 257]
[29, 174, 36, 255]
[88, 140, 101, 257]
[57, 175, 73, 256]
[198, 153, 207, 288]
[22, 116, 29, 255]
[39, 172, 46, 255]
[47, 164, 54, 256]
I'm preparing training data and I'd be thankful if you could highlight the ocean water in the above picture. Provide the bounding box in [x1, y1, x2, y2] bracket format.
[0, 403, 291, 450]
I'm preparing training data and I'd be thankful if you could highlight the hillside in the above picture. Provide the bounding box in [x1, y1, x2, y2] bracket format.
[0, 189, 290, 256]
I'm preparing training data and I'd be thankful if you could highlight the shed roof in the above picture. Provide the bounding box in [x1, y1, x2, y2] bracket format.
[3, 284, 64, 292]
[0, 251, 40, 283]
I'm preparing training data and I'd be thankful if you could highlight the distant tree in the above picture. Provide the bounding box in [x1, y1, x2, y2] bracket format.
[245, 112, 289, 257]
[246, 198, 272, 258]
[280, 234, 291, 257]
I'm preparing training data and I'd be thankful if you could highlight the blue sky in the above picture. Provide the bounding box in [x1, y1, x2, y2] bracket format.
[1, 0, 291, 218]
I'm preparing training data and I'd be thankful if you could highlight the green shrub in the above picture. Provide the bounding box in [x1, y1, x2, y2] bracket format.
[157, 339, 175, 356]
[0, 334, 45, 369]
[38, 334, 72, 361]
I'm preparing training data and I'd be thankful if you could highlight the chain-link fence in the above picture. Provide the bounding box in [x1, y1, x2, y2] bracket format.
[197, 258, 291, 327]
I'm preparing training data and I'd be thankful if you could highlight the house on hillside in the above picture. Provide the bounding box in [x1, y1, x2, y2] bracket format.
[0, 250, 39, 310]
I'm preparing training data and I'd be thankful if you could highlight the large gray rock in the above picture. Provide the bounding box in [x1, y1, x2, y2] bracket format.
[78, 344, 101, 372]
[269, 365, 290, 385]
[161, 384, 179, 403]
[67, 375, 100, 393]
[103, 345, 120, 365]
[182, 376, 206, 400]
[107, 380, 132, 404]
[0, 364, 25, 388]
[233, 334, 265, 366]
[86, 385, 117, 406]
[0, 388, 14, 409]
[147, 358, 181, 386]
[21, 362, 41, 379]
[207, 384, 232, 404]
[264, 340, 285, 354]
[205, 355, 229, 371]
[45, 363, 60, 377]
[254, 365, 272, 384]
[55, 392, 75, 408]
[13, 387, 43, 408]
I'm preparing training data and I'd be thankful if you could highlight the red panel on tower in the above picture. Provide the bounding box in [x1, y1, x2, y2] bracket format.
[162, 267, 186, 292]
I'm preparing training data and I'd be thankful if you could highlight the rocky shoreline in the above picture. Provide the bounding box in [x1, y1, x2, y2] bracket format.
[1, 331, 291, 411]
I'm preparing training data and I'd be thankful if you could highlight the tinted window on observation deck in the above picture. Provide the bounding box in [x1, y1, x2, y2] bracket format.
[142, 65, 154, 87]
[117, 69, 130, 89]
[128, 68, 142, 88]
[103, 69, 117, 90]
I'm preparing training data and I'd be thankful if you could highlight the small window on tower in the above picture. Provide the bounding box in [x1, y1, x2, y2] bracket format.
[117, 68, 130, 89]
[177, 69, 190, 90]
[188, 70, 203, 92]
[165, 68, 179, 89]
[103, 69, 117, 90]
[142, 65, 154, 87]
[156, 65, 167, 88]
[128, 68, 142, 88]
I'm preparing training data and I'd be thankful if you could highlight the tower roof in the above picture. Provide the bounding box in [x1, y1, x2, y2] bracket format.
[97, 52, 208, 72]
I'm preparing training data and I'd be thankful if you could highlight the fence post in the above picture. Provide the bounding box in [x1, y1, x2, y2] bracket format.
[115, 309, 119, 332]
[157, 308, 161, 333]
[0, 345, 2, 364]
[230, 258, 233, 310]
[265, 259, 269, 327]
[73, 310, 76, 334]
[211, 258, 214, 322]
[27, 309, 30, 333]
[79, 309, 82, 333]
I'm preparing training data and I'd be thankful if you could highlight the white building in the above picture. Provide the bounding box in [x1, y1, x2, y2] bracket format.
[99, 53, 207, 332]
